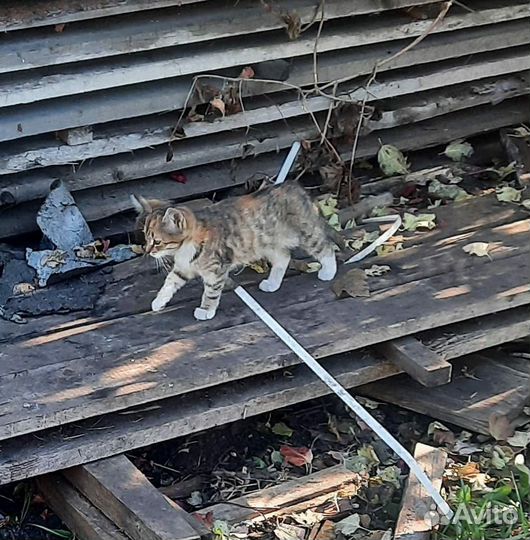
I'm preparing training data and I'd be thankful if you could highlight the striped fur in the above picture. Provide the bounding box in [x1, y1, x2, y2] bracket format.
[132, 182, 337, 320]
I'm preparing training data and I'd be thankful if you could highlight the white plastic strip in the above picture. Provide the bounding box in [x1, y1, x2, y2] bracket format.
[345, 215, 402, 264]
[234, 141, 453, 519]
[275, 141, 301, 185]
[235, 286, 453, 519]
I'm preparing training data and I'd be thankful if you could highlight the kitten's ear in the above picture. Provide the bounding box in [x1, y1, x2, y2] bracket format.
[130, 194, 151, 214]
[162, 207, 195, 231]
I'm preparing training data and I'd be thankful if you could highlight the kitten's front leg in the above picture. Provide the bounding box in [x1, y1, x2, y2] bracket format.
[194, 270, 228, 321]
[152, 270, 187, 312]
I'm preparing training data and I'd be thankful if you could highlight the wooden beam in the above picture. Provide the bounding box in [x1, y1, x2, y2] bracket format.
[0, 0, 435, 74]
[422, 304, 530, 360]
[0, 351, 398, 485]
[1, 92, 529, 240]
[1, 71, 527, 176]
[195, 465, 359, 524]
[394, 443, 448, 540]
[360, 353, 530, 435]
[36, 475, 129, 540]
[376, 337, 452, 387]
[65, 455, 202, 540]
[2, 4, 529, 109]
[0, 317, 527, 484]
[0, 246, 529, 444]
[1, 18, 528, 142]
[0, 0, 207, 32]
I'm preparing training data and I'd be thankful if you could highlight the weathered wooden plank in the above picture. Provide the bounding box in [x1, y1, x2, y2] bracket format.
[0, 350, 399, 485]
[421, 305, 530, 360]
[0, 247, 528, 442]
[0, 115, 317, 205]
[0, 0, 437, 74]
[195, 465, 359, 524]
[2, 71, 527, 176]
[2, 93, 529, 239]
[0, 307, 527, 483]
[361, 353, 530, 436]
[1, 19, 529, 142]
[65, 455, 201, 540]
[0, 0, 207, 32]
[36, 475, 129, 540]
[394, 443, 447, 540]
[3, 193, 526, 346]
[2, 79, 529, 221]
[376, 337, 452, 387]
[2, 4, 529, 108]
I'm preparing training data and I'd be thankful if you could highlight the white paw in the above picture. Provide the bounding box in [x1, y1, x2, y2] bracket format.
[259, 279, 281, 293]
[151, 297, 167, 312]
[194, 307, 216, 321]
[318, 267, 337, 281]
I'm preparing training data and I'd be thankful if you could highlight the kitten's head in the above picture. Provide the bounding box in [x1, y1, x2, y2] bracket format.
[131, 195, 197, 258]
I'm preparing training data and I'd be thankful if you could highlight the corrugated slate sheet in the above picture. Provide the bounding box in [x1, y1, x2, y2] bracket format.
[0, 0, 529, 239]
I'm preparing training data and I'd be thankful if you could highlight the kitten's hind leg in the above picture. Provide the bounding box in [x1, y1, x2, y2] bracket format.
[259, 250, 290, 293]
[316, 246, 337, 281]
[299, 231, 337, 281]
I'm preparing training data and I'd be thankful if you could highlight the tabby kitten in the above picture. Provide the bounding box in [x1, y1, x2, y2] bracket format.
[132, 182, 338, 321]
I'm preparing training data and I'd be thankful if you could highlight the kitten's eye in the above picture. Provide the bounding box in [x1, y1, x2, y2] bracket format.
[153, 240, 161, 246]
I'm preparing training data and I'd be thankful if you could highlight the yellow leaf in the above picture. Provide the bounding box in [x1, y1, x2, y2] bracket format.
[402, 212, 436, 231]
[496, 186, 522, 203]
[444, 139, 474, 161]
[377, 144, 410, 176]
[376, 243, 403, 256]
[462, 242, 491, 257]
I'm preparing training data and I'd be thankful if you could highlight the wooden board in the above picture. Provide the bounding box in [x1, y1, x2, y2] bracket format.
[0, 241, 529, 442]
[2, 96, 529, 239]
[0, 0, 434, 74]
[1, 71, 527, 177]
[394, 443, 447, 540]
[421, 305, 530, 361]
[1, 18, 528, 142]
[37, 475, 129, 540]
[0, 0, 207, 32]
[65, 455, 201, 540]
[0, 309, 527, 484]
[376, 337, 452, 387]
[359, 353, 530, 435]
[2, 194, 528, 344]
[195, 465, 359, 524]
[2, 4, 528, 108]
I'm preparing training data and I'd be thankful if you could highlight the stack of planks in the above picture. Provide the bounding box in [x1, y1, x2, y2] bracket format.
[0, 192, 529, 487]
[0, 0, 530, 239]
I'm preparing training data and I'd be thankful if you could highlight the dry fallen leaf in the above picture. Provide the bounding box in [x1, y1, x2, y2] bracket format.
[489, 413, 515, 441]
[377, 144, 410, 176]
[210, 97, 226, 116]
[444, 139, 474, 161]
[506, 431, 530, 448]
[238, 66, 255, 79]
[280, 445, 313, 467]
[335, 514, 361, 536]
[12, 282, 36, 296]
[376, 243, 403, 257]
[364, 264, 391, 277]
[332, 268, 370, 298]
[402, 212, 436, 231]
[462, 242, 492, 258]
[496, 185, 522, 203]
